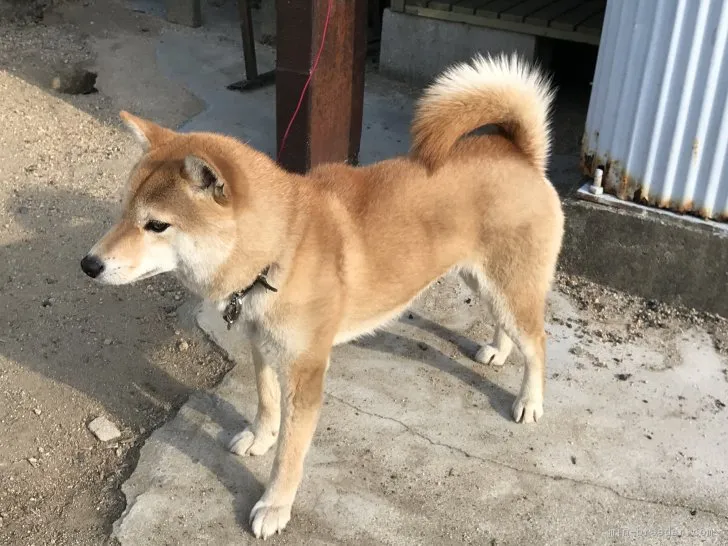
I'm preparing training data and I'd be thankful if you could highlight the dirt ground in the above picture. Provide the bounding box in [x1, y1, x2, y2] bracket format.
[0, 3, 231, 544]
[0, 1, 726, 545]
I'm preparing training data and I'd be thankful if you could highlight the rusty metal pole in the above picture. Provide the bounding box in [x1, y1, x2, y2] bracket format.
[276, 0, 367, 173]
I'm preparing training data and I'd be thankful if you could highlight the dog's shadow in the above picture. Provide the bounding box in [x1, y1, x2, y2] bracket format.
[353, 311, 516, 421]
[0, 185, 261, 535]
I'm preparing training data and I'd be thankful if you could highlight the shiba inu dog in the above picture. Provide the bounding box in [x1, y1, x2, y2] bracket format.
[81, 54, 563, 539]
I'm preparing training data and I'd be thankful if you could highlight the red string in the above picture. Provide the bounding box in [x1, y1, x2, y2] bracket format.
[277, 0, 334, 162]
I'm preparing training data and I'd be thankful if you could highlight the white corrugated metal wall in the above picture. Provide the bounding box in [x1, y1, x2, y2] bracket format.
[582, 0, 728, 222]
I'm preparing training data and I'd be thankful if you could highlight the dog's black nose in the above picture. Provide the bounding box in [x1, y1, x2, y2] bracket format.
[80, 254, 105, 278]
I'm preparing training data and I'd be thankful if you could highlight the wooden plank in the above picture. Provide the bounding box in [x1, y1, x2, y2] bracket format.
[428, 0, 454, 11]
[452, 0, 492, 15]
[276, 0, 368, 173]
[551, 0, 605, 31]
[500, 0, 558, 24]
[475, 0, 526, 20]
[403, 4, 601, 44]
[577, 8, 605, 35]
[524, 0, 581, 27]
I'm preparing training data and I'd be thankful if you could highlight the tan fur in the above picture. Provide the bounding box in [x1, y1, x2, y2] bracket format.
[83, 54, 564, 539]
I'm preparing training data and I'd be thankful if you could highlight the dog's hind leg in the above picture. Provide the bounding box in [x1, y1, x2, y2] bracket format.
[508, 309, 546, 424]
[496, 285, 547, 424]
[461, 267, 547, 423]
[460, 269, 514, 366]
[474, 324, 514, 366]
[229, 344, 281, 456]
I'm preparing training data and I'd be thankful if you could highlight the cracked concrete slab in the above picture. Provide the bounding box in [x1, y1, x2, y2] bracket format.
[112, 275, 728, 545]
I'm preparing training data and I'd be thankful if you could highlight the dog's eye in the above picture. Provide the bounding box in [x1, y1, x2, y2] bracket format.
[144, 220, 171, 233]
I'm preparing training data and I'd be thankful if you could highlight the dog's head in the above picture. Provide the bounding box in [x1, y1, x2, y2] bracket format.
[80, 112, 248, 292]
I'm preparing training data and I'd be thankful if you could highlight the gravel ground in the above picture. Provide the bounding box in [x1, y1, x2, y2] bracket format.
[554, 272, 728, 359]
[0, 2, 726, 545]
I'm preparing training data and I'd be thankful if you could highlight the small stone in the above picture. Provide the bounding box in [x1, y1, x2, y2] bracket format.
[27, 457, 38, 467]
[103, 338, 112, 346]
[88, 416, 121, 442]
[33, 408, 41, 415]
[177, 340, 189, 352]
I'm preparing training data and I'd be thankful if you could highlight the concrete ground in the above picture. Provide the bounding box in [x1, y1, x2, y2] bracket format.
[116, 279, 728, 545]
[1, 0, 727, 545]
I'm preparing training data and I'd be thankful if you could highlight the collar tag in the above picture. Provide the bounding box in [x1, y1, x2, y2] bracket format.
[222, 294, 243, 330]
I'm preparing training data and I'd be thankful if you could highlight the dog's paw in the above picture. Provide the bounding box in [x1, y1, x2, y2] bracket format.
[250, 499, 292, 539]
[475, 344, 508, 366]
[228, 426, 277, 457]
[512, 394, 543, 424]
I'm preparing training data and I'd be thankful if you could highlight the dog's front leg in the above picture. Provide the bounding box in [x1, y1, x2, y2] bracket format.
[249, 352, 328, 539]
[229, 344, 281, 456]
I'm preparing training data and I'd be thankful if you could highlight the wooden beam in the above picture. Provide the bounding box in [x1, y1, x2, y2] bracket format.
[276, 0, 367, 173]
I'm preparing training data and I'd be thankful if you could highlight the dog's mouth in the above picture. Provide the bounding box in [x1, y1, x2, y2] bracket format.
[93, 266, 166, 285]
[131, 268, 166, 283]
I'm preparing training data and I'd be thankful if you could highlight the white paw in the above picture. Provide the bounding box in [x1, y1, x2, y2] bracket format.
[250, 499, 292, 539]
[475, 344, 508, 366]
[512, 393, 543, 424]
[228, 426, 277, 456]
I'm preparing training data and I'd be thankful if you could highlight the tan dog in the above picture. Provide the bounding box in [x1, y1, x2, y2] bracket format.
[81, 54, 563, 538]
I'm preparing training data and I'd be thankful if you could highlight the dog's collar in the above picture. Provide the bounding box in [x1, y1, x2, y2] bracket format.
[221, 266, 277, 330]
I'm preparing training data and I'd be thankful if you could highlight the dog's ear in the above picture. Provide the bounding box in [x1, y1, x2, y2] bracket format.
[119, 111, 174, 151]
[183, 155, 228, 202]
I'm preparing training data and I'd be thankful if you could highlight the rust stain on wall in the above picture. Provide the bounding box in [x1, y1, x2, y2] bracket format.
[580, 140, 728, 223]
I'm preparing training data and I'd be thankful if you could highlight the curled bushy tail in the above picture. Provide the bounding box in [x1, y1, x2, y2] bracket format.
[410, 53, 555, 176]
